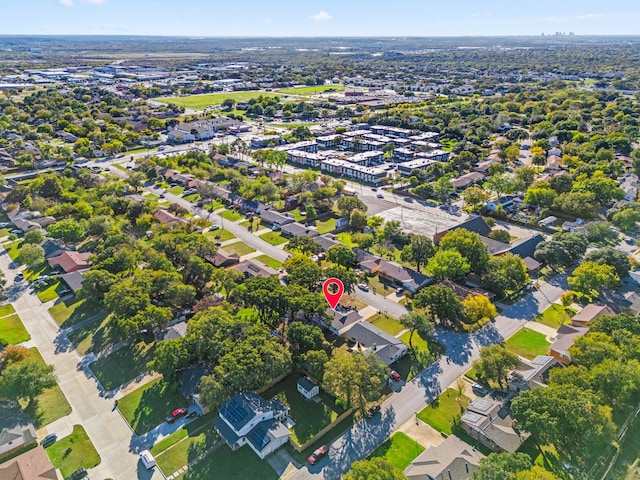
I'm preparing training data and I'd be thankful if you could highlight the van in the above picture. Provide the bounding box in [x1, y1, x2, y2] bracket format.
[140, 450, 156, 470]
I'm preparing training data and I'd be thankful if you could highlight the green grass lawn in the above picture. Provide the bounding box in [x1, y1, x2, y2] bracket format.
[259, 231, 288, 246]
[263, 376, 344, 445]
[202, 199, 225, 211]
[67, 314, 121, 356]
[35, 281, 63, 303]
[335, 232, 357, 247]
[156, 91, 281, 110]
[24, 264, 52, 282]
[89, 339, 156, 391]
[223, 241, 256, 256]
[0, 313, 30, 345]
[369, 432, 425, 471]
[371, 313, 404, 336]
[168, 186, 185, 195]
[150, 414, 214, 457]
[117, 378, 187, 435]
[22, 348, 72, 428]
[314, 217, 336, 234]
[278, 85, 345, 95]
[0, 227, 13, 238]
[176, 445, 278, 480]
[0, 304, 15, 317]
[4, 240, 22, 260]
[205, 228, 236, 242]
[368, 275, 396, 296]
[534, 304, 576, 329]
[255, 255, 283, 269]
[219, 209, 244, 222]
[48, 298, 105, 328]
[417, 388, 469, 435]
[45, 425, 100, 478]
[156, 427, 218, 476]
[184, 193, 200, 202]
[505, 327, 551, 360]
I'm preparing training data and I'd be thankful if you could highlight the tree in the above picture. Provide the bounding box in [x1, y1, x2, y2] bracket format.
[284, 255, 323, 291]
[426, 249, 470, 281]
[534, 233, 587, 270]
[0, 358, 56, 404]
[147, 338, 189, 381]
[305, 204, 317, 221]
[326, 244, 356, 268]
[400, 235, 435, 273]
[16, 243, 45, 268]
[473, 345, 520, 388]
[612, 208, 640, 232]
[323, 350, 387, 411]
[104, 281, 150, 319]
[302, 349, 329, 381]
[584, 222, 619, 243]
[47, 218, 87, 242]
[439, 229, 490, 274]
[433, 177, 454, 203]
[524, 187, 557, 208]
[481, 254, 529, 299]
[344, 458, 407, 480]
[463, 186, 489, 211]
[287, 235, 321, 255]
[413, 285, 465, 328]
[352, 233, 375, 249]
[0, 345, 30, 369]
[288, 322, 324, 362]
[553, 191, 599, 218]
[349, 209, 367, 230]
[23, 230, 44, 245]
[487, 229, 511, 244]
[336, 196, 367, 217]
[583, 247, 631, 279]
[78, 269, 117, 304]
[400, 311, 434, 353]
[463, 294, 498, 323]
[568, 262, 619, 297]
[511, 384, 615, 461]
[324, 265, 357, 294]
[472, 452, 532, 480]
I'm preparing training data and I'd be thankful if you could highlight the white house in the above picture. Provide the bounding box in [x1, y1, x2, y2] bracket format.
[297, 377, 320, 400]
[213, 392, 290, 459]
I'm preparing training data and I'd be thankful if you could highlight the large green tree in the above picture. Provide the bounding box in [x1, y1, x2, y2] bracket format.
[344, 458, 407, 480]
[400, 235, 435, 273]
[425, 249, 470, 281]
[413, 285, 465, 328]
[0, 358, 57, 404]
[439, 229, 490, 274]
[473, 345, 520, 388]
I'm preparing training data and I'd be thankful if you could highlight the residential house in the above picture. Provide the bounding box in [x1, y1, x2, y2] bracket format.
[206, 248, 240, 268]
[549, 324, 589, 364]
[546, 155, 562, 170]
[346, 321, 408, 365]
[509, 355, 560, 392]
[620, 174, 639, 202]
[0, 402, 37, 458]
[452, 172, 485, 190]
[297, 377, 319, 400]
[486, 195, 518, 213]
[433, 216, 492, 244]
[260, 210, 295, 228]
[13, 218, 42, 233]
[232, 259, 278, 279]
[571, 304, 615, 327]
[353, 249, 431, 293]
[441, 280, 496, 301]
[281, 222, 319, 239]
[323, 306, 363, 335]
[39, 238, 66, 259]
[0, 149, 16, 167]
[315, 234, 340, 252]
[48, 251, 92, 273]
[60, 270, 86, 293]
[0, 446, 59, 480]
[460, 397, 528, 452]
[404, 434, 484, 480]
[158, 321, 188, 342]
[153, 209, 184, 226]
[214, 392, 290, 459]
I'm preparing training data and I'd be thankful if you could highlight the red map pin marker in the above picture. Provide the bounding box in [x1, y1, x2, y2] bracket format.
[323, 277, 344, 310]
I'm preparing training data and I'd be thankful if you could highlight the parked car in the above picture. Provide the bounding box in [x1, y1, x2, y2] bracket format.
[365, 404, 381, 418]
[10, 229, 22, 235]
[307, 445, 329, 465]
[41, 433, 57, 447]
[371, 188, 378, 192]
[14, 272, 24, 282]
[472, 383, 489, 397]
[357, 283, 369, 292]
[67, 467, 88, 480]
[166, 407, 188, 423]
[395, 287, 404, 295]
[0, 222, 12, 228]
[210, 224, 221, 231]
[376, 193, 384, 199]
[159, 193, 166, 199]
[58, 289, 71, 297]
[390, 370, 401, 381]
[139, 450, 156, 470]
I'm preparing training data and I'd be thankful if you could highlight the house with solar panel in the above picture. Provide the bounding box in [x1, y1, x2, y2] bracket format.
[213, 392, 291, 459]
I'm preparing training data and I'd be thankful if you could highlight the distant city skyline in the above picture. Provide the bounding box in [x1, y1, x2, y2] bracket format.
[1, 0, 639, 37]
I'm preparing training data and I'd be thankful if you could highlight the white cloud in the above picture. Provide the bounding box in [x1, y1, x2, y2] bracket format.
[59, 0, 73, 6]
[311, 11, 331, 22]
[59, 0, 107, 6]
[84, 0, 107, 4]
[578, 13, 604, 19]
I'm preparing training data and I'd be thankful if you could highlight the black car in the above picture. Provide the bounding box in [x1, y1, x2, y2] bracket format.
[365, 404, 381, 418]
[41, 433, 57, 447]
[67, 467, 88, 480]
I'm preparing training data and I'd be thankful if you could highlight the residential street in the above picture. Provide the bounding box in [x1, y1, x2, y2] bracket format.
[0, 250, 164, 480]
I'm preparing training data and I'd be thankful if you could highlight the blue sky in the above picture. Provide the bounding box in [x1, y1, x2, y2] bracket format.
[1, 0, 639, 36]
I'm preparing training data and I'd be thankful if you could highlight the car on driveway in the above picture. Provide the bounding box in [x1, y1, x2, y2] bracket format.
[308, 445, 329, 464]
[390, 370, 401, 381]
[210, 224, 221, 231]
[472, 383, 489, 396]
[365, 404, 381, 418]
[41, 433, 57, 447]
[14, 272, 24, 282]
[166, 407, 187, 423]
[357, 283, 369, 291]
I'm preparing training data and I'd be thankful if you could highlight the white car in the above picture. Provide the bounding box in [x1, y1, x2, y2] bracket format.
[357, 283, 369, 291]
[210, 224, 220, 231]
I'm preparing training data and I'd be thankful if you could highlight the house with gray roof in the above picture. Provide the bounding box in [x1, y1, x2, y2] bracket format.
[0, 402, 37, 458]
[281, 222, 319, 238]
[213, 392, 290, 459]
[346, 321, 407, 365]
[324, 306, 363, 335]
[509, 355, 560, 392]
[405, 434, 484, 480]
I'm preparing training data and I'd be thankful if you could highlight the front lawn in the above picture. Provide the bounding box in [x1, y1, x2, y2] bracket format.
[150, 414, 214, 456]
[205, 228, 236, 242]
[255, 255, 283, 269]
[505, 327, 551, 360]
[35, 281, 63, 303]
[314, 217, 336, 234]
[4, 240, 22, 260]
[417, 388, 469, 435]
[219, 209, 244, 222]
[0, 313, 30, 345]
[371, 313, 404, 336]
[89, 339, 155, 391]
[67, 314, 121, 356]
[262, 376, 344, 445]
[335, 232, 356, 247]
[0, 304, 15, 317]
[176, 445, 278, 480]
[369, 432, 425, 471]
[534, 304, 576, 329]
[155, 427, 218, 475]
[259, 231, 288, 246]
[223, 241, 256, 256]
[22, 348, 72, 427]
[168, 186, 185, 195]
[117, 378, 187, 435]
[48, 297, 105, 328]
[45, 425, 100, 478]
[368, 275, 396, 296]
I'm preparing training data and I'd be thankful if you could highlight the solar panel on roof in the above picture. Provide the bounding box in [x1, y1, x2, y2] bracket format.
[471, 398, 493, 413]
[462, 412, 483, 424]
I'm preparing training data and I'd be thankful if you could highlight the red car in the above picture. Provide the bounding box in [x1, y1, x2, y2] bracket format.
[390, 370, 401, 381]
[307, 445, 329, 465]
[166, 408, 187, 423]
